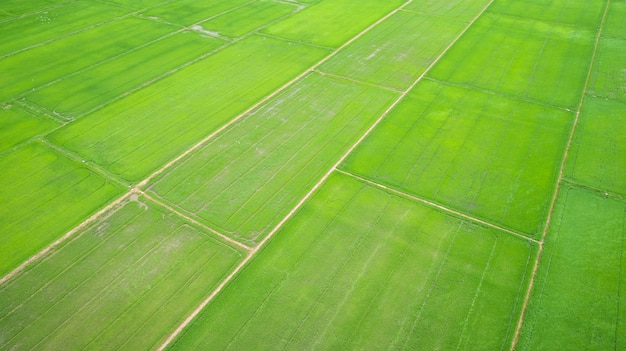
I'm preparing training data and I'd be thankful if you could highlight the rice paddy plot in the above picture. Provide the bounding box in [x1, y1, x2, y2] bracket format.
[0, 105, 58, 153]
[319, 11, 465, 90]
[197, 0, 298, 39]
[149, 72, 398, 245]
[48, 35, 330, 183]
[588, 37, 626, 103]
[0, 0, 133, 58]
[516, 185, 625, 350]
[341, 79, 572, 238]
[487, 0, 607, 29]
[0, 196, 244, 351]
[261, 0, 405, 48]
[0, 16, 176, 103]
[604, 0, 626, 40]
[98, 0, 173, 11]
[0, 142, 123, 277]
[565, 97, 626, 196]
[167, 172, 536, 350]
[141, 0, 250, 27]
[428, 13, 596, 109]
[25, 31, 223, 120]
[403, 0, 491, 22]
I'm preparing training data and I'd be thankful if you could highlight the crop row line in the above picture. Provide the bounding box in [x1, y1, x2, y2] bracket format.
[313, 69, 404, 93]
[509, 0, 613, 349]
[336, 169, 539, 244]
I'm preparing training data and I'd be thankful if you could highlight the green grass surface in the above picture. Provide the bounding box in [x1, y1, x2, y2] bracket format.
[341, 79, 571, 238]
[403, 0, 491, 22]
[588, 37, 626, 103]
[149, 73, 398, 245]
[0, 0, 70, 18]
[48, 35, 330, 183]
[25, 31, 223, 119]
[0, 1, 132, 58]
[517, 185, 625, 350]
[168, 172, 536, 350]
[565, 97, 626, 196]
[261, 0, 405, 48]
[141, 0, 250, 27]
[0, 105, 58, 153]
[0, 196, 244, 350]
[0, 142, 123, 276]
[487, 0, 607, 28]
[604, 0, 626, 39]
[198, 0, 298, 39]
[428, 12, 595, 109]
[0, 16, 176, 102]
[319, 11, 465, 90]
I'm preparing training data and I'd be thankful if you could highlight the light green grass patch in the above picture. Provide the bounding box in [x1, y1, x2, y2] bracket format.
[198, 0, 298, 39]
[97, 0, 171, 11]
[168, 172, 536, 350]
[261, 0, 405, 48]
[517, 185, 625, 350]
[403, 0, 491, 22]
[149, 73, 398, 245]
[341, 80, 572, 238]
[0, 105, 58, 153]
[487, 0, 607, 29]
[319, 11, 465, 90]
[0, 196, 244, 350]
[428, 13, 595, 109]
[565, 97, 626, 196]
[0, 1, 133, 58]
[141, 0, 249, 27]
[25, 31, 223, 119]
[588, 37, 626, 103]
[0, 142, 123, 277]
[604, 0, 626, 40]
[48, 35, 330, 183]
[0, 16, 176, 102]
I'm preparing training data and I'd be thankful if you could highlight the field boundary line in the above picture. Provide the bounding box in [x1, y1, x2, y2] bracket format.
[314, 69, 404, 93]
[561, 178, 626, 202]
[337, 169, 539, 244]
[509, 1, 612, 349]
[157, 0, 499, 348]
[140, 191, 253, 252]
[423, 77, 575, 112]
[0, 0, 79, 25]
[0, 191, 133, 286]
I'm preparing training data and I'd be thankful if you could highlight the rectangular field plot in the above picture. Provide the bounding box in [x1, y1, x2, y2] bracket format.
[0, 16, 176, 102]
[197, 0, 298, 39]
[48, 35, 330, 183]
[0, 142, 123, 277]
[148, 73, 398, 245]
[0, 1, 132, 58]
[0, 196, 244, 350]
[340, 80, 572, 238]
[427, 13, 596, 109]
[403, 0, 491, 22]
[565, 97, 626, 196]
[588, 37, 626, 103]
[0, 105, 58, 153]
[167, 172, 536, 350]
[516, 185, 625, 350]
[487, 0, 607, 29]
[25, 31, 223, 119]
[319, 11, 465, 90]
[141, 0, 250, 27]
[261, 0, 405, 48]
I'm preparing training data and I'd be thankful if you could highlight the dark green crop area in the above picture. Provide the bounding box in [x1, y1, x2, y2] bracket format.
[1, 0, 624, 350]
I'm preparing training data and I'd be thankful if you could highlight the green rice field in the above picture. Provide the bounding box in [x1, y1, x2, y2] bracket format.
[1, 0, 624, 350]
